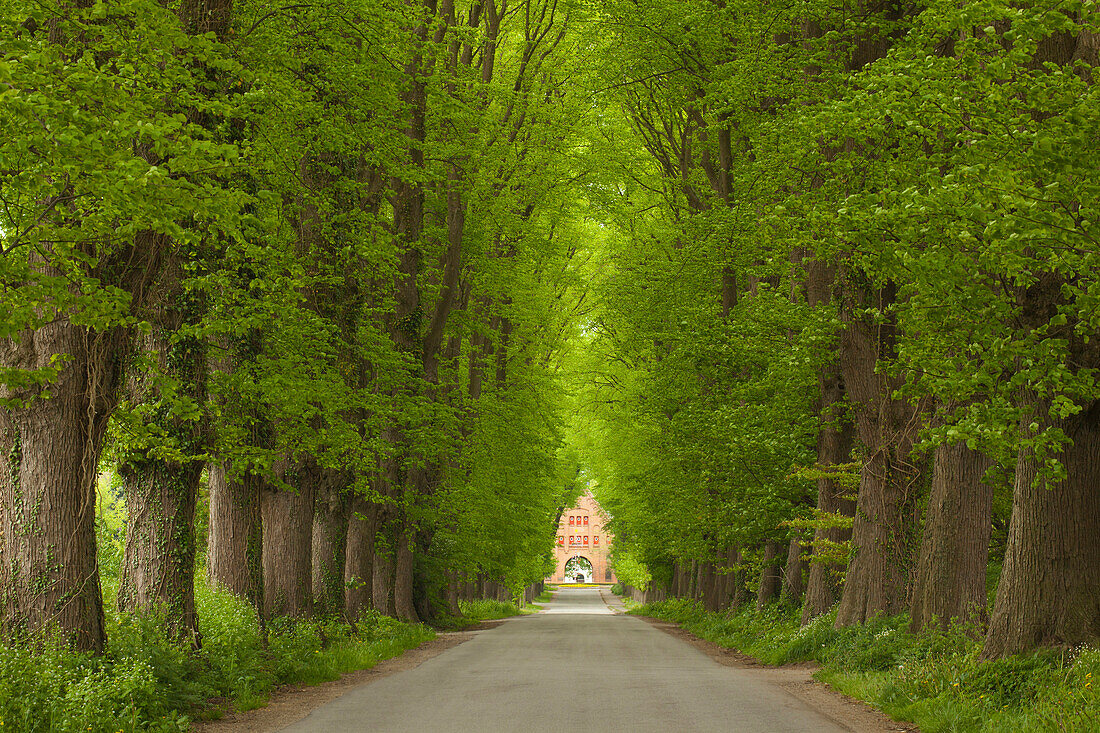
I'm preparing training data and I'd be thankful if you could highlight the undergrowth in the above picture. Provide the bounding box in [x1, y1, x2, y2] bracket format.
[630, 599, 1100, 732]
[0, 581, 433, 732]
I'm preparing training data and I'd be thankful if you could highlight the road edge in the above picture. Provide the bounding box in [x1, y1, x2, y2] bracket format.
[635, 614, 919, 733]
[190, 621, 507, 733]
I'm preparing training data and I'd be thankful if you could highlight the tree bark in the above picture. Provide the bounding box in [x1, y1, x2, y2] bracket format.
[117, 273, 206, 644]
[835, 280, 925, 627]
[312, 472, 348, 618]
[118, 456, 202, 644]
[206, 462, 264, 613]
[0, 322, 123, 652]
[393, 522, 420, 623]
[344, 496, 377, 618]
[801, 260, 857, 625]
[372, 524, 396, 616]
[983, 400, 1100, 658]
[262, 466, 314, 619]
[756, 540, 782, 610]
[780, 535, 805, 605]
[910, 442, 993, 633]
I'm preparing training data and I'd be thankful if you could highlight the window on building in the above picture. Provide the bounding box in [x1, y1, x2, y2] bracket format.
[568, 516, 575, 526]
[593, 536, 599, 545]
[557, 535, 564, 545]
[583, 536, 589, 545]
[583, 516, 589, 526]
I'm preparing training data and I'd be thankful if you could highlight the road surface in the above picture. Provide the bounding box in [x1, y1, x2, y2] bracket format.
[277, 587, 855, 732]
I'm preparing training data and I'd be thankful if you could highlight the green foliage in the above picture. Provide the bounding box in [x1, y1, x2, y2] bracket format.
[609, 549, 651, 591]
[0, 579, 431, 730]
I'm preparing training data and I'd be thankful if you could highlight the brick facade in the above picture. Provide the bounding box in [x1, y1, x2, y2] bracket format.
[549, 492, 617, 584]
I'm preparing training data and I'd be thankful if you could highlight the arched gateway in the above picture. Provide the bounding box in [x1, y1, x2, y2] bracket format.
[549, 492, 617, 584]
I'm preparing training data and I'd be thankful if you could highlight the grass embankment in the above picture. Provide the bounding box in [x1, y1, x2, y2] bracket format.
[631, 599, 1100, 732]
[0, 582, 432, 732]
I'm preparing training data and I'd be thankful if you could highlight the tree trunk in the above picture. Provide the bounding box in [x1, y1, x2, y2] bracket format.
[393, 522, 420, 623]
[345, 496, 377, 619]
[445, 570, 461, 616]
[118, 278, 206, 644]
[983, 401, 1100, 658]
[372, 544, 396, 616]
[262, 468, 314, 619]
[206, 462, 264, 613]
[801, 261, 857, 625]
[312, 473, 348, 618]
[702, 558, 723, 612]
[0, 322, 122, 652]
[835, 280, 925, 627]
[118, 458, 202, 644]
[756, 540, 782, 610]
[781, 535, 805, 605]
[910, 442, 993, 633]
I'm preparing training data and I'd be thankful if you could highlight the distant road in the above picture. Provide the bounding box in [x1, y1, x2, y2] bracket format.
[278, 586, 851, 732]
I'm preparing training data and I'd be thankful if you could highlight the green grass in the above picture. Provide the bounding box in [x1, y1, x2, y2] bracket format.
[630, 599, 1100, 732]
[458, 598, 527, 621]
[0, 580, 433, 732]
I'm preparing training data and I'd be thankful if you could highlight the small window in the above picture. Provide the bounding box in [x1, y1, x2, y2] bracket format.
[593, 536, 599, 545]
[568, 516, 575, 526]
[557, 535, 564, 545]
[583, 516, 589, 526]
[583, 536, 589, 545]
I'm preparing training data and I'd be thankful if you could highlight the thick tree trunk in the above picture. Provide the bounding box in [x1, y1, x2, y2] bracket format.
[445, 570, 461, 616]
[756, 540, 782, 610]
[206, 462, 264, 612]
[781, 535, 805, 605]
[393, 523, 420, 623]
[835, 444, 921, 626]
[0, 322, 122, 652]
[372, 544, 396, 616]
[118, 279, 206, 644]
[701, 560, 721, 612]
[262, 469, 314, 619]
[344, 496, 377, 618]
[983, 401, 1100, 658]
[835, 280, 925, 627]
[910, 442, 993, 633]
[118, 458, 202, 644]
[312, 474, 348, 618]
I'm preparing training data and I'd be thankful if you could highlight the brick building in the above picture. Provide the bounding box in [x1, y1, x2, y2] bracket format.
[549, 492, 616, 584]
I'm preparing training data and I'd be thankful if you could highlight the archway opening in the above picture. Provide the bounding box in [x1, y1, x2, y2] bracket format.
[564, 556, 594, 583]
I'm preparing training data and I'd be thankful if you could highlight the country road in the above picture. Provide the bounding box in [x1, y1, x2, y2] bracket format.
[273, 587, 893, 733]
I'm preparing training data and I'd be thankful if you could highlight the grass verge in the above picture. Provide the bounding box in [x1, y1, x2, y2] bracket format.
[0, 581, 433, 732]
[630, 599, 1100, 732]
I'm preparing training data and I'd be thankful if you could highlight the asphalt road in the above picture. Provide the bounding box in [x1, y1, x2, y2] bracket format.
[278, 586, 849, 732]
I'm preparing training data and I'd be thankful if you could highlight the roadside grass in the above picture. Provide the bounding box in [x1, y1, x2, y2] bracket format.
[630, 599, 1100, 732]
[458, 598, 528, 621]
[0, 579, 433, 732]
